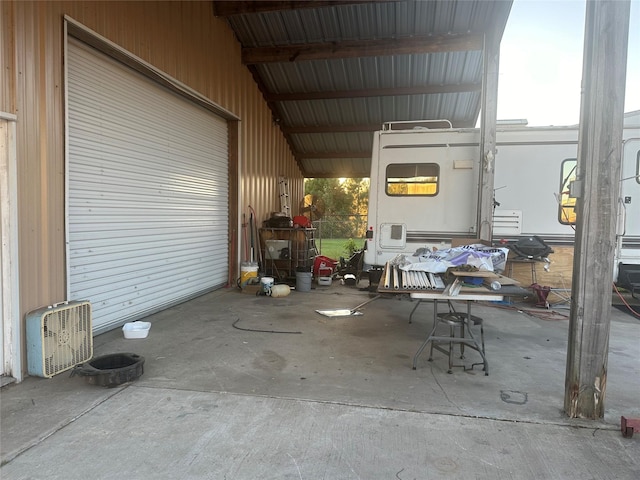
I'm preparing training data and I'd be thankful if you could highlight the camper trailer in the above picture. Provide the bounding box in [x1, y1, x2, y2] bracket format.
[364, 111, 640, 286]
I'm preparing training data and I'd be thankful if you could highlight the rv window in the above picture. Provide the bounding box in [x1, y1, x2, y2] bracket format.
[636, 150, 640, 184]
[558, 158, 577, 225]
[386, 163, 439, 196]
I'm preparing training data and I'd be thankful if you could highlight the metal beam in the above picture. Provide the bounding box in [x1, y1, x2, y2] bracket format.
[243, 34, 483, 64]
[267, 83, 482, 101]
[296, 151, 370, 159]
[282, 124, 379, 134]
[564, 0, 630, 419]
[213, 1, 395, 17]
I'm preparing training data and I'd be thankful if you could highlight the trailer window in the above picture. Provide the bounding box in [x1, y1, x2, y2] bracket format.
[558, 158, 577, 224]
[386, 163, 439, 196]
[636, 150, 640, 184]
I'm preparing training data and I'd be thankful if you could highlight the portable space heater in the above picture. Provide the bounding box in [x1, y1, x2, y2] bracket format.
[26, 301, 93, 378]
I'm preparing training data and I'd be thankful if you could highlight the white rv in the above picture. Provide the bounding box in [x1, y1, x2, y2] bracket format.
[364, 112, 640, 284]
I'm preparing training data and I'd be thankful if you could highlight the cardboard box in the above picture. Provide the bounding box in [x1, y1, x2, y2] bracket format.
[450, 238, 491, 248]
[241, 284, 262, 295]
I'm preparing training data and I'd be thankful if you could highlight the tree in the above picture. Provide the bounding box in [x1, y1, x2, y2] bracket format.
[303, 178, 352, 215]
[342, 178, 369, 216]
[304, 178, 370, 239]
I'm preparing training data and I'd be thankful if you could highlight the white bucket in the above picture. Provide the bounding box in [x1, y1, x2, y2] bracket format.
[240, 262, 258, 287]
[260, 276, 274, 295]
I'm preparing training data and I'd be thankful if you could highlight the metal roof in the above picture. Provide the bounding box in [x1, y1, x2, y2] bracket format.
[213, 0, 513, 178]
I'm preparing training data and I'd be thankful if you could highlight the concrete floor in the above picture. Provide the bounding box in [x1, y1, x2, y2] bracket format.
[1, 282, 639, 479]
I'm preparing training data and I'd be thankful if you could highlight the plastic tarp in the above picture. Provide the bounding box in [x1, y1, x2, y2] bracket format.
[393, 244, 510, 274]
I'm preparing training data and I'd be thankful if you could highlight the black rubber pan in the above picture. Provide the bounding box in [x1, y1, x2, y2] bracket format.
[72, 352, 145, 387]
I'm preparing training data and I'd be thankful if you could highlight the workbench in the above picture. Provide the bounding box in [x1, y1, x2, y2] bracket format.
[376, 263, 526, 375]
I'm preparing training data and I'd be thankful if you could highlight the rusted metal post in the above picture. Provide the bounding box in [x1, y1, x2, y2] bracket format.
[564, 0, 630, 419]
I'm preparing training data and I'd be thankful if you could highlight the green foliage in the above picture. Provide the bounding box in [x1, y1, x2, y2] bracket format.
[316, 238, 364, 259]
[341, 178, 369, 216]
[304, 178, 369, 217]
[343, 238, 360, 257]
[315, 238, 348, 259]
[304, 178, 370, 239]
[304, 178, 352, 215]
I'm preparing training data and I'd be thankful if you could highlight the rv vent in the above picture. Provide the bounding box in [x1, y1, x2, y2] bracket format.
[391, 225, 403, 240]
[493, 210, 523, 236]
[26, 301, 93, 378]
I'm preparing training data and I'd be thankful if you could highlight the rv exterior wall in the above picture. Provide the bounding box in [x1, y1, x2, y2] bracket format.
[364, 118, 640, 288]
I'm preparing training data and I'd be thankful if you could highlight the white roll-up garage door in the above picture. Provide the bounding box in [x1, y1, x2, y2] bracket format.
[67, 38, 228, 334]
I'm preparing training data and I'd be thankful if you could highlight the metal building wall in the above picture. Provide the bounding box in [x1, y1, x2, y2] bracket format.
[1, 1, 303, 366]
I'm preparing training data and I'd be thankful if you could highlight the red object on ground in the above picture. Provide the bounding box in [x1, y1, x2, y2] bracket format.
[318, 267, 333, 277]
[621, 416, 640, 438]
[314, 255, 337, 275]
[531, 283, 551, 308]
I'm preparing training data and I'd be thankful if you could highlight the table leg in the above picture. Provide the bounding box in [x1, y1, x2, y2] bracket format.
[411, 299, 489, 376]
[412, 300, 440, 369]
[409, 299, 422, 324]
[463, 302, 489, 375]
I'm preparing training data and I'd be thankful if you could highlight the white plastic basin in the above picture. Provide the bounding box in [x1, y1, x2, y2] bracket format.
[122, 322, 151, 339]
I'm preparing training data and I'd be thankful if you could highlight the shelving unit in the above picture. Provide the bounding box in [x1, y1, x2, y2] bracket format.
[259, 228, 317, 281]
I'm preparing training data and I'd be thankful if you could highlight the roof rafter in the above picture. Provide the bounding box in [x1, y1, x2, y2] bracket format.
[242, 34, 483, 64]
[296, 151, 370, 159]
[267, 83, 481, 101]
[213, 1, 395, 17]
[283, 124, 379, 134]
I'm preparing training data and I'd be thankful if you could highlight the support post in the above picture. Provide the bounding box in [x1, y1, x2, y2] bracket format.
[564, 0, 630, 419]
[476, 32, 500, 243]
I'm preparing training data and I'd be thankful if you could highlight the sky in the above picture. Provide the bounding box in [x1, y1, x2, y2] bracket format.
[497, 0, 640, 126]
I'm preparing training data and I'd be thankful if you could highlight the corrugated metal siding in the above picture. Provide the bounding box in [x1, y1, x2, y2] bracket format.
[279, 93, 481, 128]
[1, 2, 16, 113]
[5, 1, 302, 352]
[67, 39, 229, 333]
[301, 158, 372, 179]
[291, 132, 373, 152]
[227, 1, 506, 46]
[258, 52, 483, 93]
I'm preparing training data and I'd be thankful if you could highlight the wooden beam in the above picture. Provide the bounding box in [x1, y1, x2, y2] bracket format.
[243, 34, 483, 64]
[301, 171, 371, 179]
[476, 32, 500, 242]
[282, 124, 379, 134]
[564, 0, 630, 420]
[283, 118, 472, 134]
[267, 83, 481, 101]
[296, 151, 370, 159]
[213, 1, 392, 17]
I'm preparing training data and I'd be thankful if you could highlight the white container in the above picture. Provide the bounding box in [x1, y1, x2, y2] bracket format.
[318, 276, 332, 286]
[260, 276, 274, 294]
[270, 284, 291, 297]
[122, 321, 151, 339]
